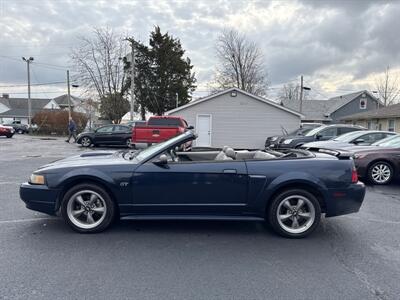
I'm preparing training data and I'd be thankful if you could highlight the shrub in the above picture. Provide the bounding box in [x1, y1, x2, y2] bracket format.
[32, 110, 88, 135]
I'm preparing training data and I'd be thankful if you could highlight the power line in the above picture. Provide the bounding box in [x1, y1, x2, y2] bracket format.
[0, 81, 66, 88]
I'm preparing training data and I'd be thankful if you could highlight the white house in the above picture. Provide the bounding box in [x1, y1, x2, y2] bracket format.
[166, 88, 302, 149]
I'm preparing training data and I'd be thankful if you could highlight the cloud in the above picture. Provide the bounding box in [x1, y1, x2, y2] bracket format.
[0, 0, 399, 100]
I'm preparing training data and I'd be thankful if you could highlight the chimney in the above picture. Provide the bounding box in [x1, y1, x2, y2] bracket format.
[2, 93, 9, 99]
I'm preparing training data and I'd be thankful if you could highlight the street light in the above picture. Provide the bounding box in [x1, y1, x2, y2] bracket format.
[22, 57, 34, 127]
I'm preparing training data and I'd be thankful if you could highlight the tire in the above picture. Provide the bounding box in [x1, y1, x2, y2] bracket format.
[126, 138, 132, 148]
[17, 129, 23, 134]
[367, 161, 394, 185]
[147, 143, 152, 147]
[268, 189, 321, 238]
[80, 136, 92, 147]
[6, 135, 12, 138]
[61, 183, 115, 233]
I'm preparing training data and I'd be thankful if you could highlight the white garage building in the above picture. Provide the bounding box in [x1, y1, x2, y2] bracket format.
[166, 88, 302, 149]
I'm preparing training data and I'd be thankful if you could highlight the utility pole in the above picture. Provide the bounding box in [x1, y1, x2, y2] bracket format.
[126, 39, 136, 121]
[67, 70, 71, 118]
[299, 75, 304, 114]
[22, 57, 34, 127]
[176, 93, 179, 108]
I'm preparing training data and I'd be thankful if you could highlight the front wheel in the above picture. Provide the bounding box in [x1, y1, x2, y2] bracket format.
[268, 189, 321, 238]
[6, 135, 12, 138]
[61, 183, 115, 233]
[17, 129, 24, 134]
[368, 161, 393, 185]
[80, 136, 92, 147]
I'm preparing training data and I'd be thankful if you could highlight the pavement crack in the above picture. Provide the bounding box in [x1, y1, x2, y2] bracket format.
[322, 221, 389, 300]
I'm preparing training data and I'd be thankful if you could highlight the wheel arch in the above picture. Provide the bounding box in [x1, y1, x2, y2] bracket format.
[55, 176, 119, 215]
[265, 182, 327, 216]
[367, 158, 397, 174]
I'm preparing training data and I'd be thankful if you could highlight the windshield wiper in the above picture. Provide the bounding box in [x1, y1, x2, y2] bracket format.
[125, 149, 141, 160]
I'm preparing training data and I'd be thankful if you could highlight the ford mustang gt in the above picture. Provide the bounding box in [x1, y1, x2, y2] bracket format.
[20, 131, 365, 238]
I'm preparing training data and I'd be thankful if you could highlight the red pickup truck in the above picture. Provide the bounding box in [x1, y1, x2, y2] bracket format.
[131, 116, 191, 147]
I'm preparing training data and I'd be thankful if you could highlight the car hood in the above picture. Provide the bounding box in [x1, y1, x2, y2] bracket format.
[283, 136, 314, 143]
[303, 141, 351, 149]
[36, 150, 136, 172]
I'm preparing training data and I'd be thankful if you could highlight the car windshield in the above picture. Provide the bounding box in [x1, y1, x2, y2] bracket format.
[133, 131, 192, 162]
[373, 135, 400, 147]
[332, 131, 364, 142]
[287, 127, 313, 136]
[305, 126, 326, 136]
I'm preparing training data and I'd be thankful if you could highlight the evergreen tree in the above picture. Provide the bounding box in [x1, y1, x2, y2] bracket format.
[125, 27, 196, 116]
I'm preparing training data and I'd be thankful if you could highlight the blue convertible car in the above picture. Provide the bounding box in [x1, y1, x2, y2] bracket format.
[20, 131, 365, 238]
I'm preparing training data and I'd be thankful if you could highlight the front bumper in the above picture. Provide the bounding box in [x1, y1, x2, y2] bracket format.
[325, 181, 366, 217]
[20, 182, 60, 215]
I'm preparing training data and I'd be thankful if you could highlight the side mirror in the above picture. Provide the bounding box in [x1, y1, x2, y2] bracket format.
[353, 138, 365, 145]
[187, 125, 194, 130]
[315, 133, 322, 140]
[154, 154, 168, 166]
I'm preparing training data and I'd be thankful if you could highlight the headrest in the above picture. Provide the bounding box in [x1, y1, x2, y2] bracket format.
[225, 148, 236, 159]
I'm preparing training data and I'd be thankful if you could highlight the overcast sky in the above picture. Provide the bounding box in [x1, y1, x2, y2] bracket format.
[0, 0, 399, 100]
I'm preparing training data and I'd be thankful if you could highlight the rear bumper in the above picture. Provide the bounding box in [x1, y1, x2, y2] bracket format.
[325, 182, 366, 217]
[19, 182, 59, 215]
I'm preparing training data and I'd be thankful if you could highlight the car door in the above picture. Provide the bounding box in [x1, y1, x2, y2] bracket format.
[131, 158, 248, 215]
[94, 125, 114, 144]
[112, 125, 131, 145]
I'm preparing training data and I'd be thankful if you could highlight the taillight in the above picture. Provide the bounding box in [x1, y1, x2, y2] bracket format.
[351, 167, 358, 183]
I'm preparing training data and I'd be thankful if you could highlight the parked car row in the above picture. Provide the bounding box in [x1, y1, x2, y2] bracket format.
[266, 123, 400, 185]
[76, 116, 192, 148]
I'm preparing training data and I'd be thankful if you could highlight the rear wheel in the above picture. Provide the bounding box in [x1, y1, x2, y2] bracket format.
[368, 161, 393, 185]
[268, 189, 321, 238]
[17, 129, 24, 134]
[6, 134, 12, 138]
[81, 136, 92, 147]
[126, 138, 132, 148]
[61, 183, 115, 233]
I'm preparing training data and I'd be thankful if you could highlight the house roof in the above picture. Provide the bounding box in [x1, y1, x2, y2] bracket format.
[341, 102, 400, 120]
[166, 87, 303, 117]
[0, 97, 51, 118]
[53, 94, 82, 106]
[282, 90, 379, 121]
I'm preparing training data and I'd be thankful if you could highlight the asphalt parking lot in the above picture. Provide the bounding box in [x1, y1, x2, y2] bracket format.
[1, 134, 400, 300]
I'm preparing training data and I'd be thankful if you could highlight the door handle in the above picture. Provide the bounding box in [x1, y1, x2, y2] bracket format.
[223, 169, 237, 174]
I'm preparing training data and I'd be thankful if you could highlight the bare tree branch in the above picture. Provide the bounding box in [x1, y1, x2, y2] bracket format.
[375, 66, 400, 106]
[213, 29, 268, 96]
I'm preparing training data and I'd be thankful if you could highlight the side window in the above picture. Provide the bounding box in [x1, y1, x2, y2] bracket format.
[319, 127, 337, 138]
[357, 133, 376, 144]
[113, 126, 129, 132]
[338, 127, 356, 135]
[96, 126, 114, 133]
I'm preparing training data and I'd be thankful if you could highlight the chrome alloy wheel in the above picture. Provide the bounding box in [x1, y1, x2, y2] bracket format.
[276, 195, 316, 234]
[81, 137, 91, 147]
[371, 163, 391, 184]
[66, 190, 107, 230]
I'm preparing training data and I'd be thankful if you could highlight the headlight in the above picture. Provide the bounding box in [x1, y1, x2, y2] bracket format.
[283, 139, 293, 144]
[271, 137, 278, 141]
[30, 174, 45, 185]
